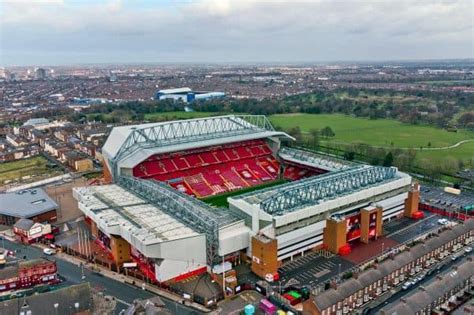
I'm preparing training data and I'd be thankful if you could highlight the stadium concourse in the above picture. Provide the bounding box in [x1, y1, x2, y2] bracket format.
[74, 115, 422, 296]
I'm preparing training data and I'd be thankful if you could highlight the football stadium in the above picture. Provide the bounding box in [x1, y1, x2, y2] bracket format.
[73, 115, 420, 284]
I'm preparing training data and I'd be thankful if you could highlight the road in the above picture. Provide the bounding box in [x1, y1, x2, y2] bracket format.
[2, 239, 202, 315]
[365, 251, 473, 314]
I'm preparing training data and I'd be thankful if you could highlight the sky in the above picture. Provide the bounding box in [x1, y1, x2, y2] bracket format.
[1, 0, 473, 66]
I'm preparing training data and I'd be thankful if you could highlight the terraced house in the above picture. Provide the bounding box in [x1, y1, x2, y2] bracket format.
[303, 219, 474, 315]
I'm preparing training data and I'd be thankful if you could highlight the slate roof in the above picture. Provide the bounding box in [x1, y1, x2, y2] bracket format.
[0, 188, 58, 218]
[381, 258, 474, 315]
[13, 218, 35, 231]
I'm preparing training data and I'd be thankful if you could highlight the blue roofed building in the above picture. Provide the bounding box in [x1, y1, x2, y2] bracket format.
[155, 87, 225, 103]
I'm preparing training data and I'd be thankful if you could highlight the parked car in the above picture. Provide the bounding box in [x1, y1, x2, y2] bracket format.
[464, 246, 472, 253]
[437, 218, 449, 225]
[402, 281, 413, 290]
[43, 248, 55, 255]
[451, 254, 459, 261]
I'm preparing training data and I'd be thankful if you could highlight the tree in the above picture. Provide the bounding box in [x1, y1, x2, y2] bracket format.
[321, 126, 335, 138]
[383, 152, 394, 167]
[309, 128, 320, 148]
[343, 151, 355, 161]
[287, 127, 303, 145]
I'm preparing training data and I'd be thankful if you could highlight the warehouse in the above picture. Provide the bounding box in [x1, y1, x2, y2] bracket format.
[0, 188, 58, 226]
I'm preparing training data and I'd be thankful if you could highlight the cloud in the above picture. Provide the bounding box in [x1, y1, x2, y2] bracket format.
[0, 0, 472, 65]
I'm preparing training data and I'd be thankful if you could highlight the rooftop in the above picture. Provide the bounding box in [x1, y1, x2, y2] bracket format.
[23, 117, 49, 126]
[279, 147, 353, 172]
[1, 283, 92, 314]
[380, 257, 474, 315]
[74, 184, 200, 244]
[0, 188, 58, 218]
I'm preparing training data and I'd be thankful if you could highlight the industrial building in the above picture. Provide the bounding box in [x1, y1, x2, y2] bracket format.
[75, 115, 422, 284]
[155, 87, 225, 103]
[0, 188, 58, 226]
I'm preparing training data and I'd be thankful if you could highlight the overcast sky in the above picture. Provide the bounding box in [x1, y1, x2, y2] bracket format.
[1, 0, 473, 66]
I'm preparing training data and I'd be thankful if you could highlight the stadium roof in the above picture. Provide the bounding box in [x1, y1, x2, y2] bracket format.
[279, 147, 353, 171]
[0, 188, 58, 218]
[103, 115, 291, 177]
[231, 165, 411, 217]
[157, 87, 192, 94]
[74, 184, 200, 244]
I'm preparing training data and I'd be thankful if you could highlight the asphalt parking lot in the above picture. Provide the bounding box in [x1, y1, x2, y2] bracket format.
[278, 252, 354, 288]
[386, 212, 443, 243]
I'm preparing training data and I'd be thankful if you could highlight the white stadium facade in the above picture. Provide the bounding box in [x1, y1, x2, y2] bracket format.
[74, 115, 421, 284]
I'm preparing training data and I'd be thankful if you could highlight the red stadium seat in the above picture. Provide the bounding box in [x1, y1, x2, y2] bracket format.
[200, 152, 218, 165]
[173, 157, 190, 170]
[213, 150, 229, 163]
[184, 155, 203, 168]
[132, 140, 323, 198]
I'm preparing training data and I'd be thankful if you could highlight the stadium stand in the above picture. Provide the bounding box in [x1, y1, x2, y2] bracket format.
[132, 139, 327, 198]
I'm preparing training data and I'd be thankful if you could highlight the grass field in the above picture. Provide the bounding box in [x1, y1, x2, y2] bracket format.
[416, 141, 474, 163]
[202, 179, 287, 207]
[270, 113, 474, 150]
[0, 156, 62, 184]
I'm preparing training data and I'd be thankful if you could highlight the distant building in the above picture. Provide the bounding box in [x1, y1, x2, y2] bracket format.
[155, 87, 225, 103]
[0, 188, 58, 226]
[35, 68, 47, 80]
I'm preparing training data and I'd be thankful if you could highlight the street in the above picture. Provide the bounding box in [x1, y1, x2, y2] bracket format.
[2, 239, 202, 315]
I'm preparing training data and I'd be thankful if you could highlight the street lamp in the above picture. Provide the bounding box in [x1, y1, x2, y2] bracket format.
[338, 263, 342, 282]
[381, 242, 385, 256]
